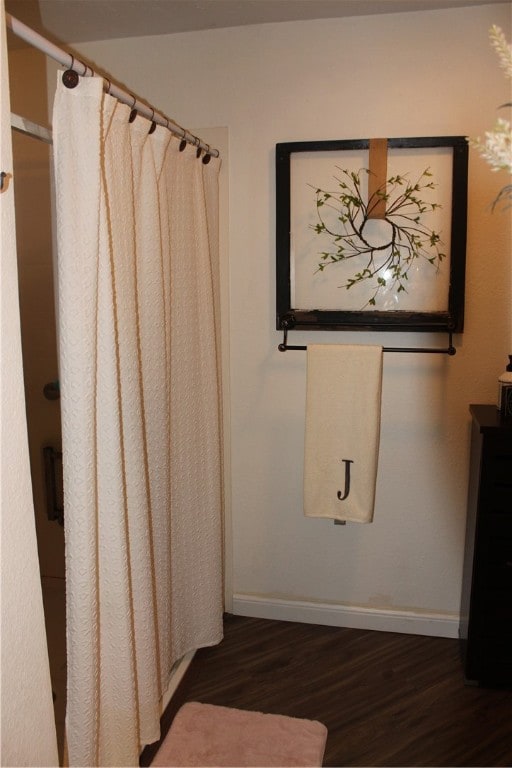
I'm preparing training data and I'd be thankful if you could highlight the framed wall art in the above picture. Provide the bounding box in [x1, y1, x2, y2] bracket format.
[276, 136, 468, 333]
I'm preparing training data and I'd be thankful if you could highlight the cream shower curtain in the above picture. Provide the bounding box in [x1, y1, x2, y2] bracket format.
[53, 76, 223, 767]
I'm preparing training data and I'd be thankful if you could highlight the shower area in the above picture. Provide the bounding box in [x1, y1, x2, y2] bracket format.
[8, 42, 66, 758]
[7, 22, 229, 767]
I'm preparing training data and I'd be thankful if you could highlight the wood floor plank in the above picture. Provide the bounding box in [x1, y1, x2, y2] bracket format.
[141, 614, 512, 767]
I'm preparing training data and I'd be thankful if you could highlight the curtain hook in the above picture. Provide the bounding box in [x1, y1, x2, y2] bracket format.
[128, 94, 137, 123]
[148, 108, 157, 134]
[202, 144, 212, 164]
[193, 136, 202, 158]
[179, 137, 187, 151]
[62, 56, 79, 88]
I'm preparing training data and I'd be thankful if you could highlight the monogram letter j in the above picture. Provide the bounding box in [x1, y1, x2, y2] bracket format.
[337, 459, 354, 501]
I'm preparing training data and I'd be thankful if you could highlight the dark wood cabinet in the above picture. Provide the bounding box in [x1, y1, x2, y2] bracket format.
[459, 405, 512, 685]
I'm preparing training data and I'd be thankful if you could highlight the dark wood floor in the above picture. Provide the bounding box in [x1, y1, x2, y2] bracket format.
[142, 614, 512, 767]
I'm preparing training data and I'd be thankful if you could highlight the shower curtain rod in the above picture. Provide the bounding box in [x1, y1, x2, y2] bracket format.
[6, 13, 219, 158]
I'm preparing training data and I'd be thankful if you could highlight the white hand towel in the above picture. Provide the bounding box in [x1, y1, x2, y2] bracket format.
[304, 344, 383, 523]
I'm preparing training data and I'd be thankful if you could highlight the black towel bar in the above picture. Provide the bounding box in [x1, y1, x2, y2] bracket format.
[278, 327, 456, 355]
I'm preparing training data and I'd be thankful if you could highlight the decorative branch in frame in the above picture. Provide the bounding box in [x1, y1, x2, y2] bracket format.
[276, 137, 468, 333]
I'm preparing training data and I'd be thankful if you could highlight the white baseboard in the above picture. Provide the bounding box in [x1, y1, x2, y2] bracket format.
[232, 594, 459, 638]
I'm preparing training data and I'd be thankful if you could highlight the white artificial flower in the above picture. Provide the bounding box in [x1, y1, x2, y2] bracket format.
[489, 25, 512, 78]
[473, 117, 512, 174]
[469, 25, 512, 208]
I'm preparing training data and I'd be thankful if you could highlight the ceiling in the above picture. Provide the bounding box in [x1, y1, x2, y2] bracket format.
[6, 0, 511, 48]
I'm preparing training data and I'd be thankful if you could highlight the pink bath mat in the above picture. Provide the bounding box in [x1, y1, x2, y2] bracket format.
[151, 701, 328, 767]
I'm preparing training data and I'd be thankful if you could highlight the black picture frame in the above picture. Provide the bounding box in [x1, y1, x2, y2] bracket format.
[276, 136, 468, 333]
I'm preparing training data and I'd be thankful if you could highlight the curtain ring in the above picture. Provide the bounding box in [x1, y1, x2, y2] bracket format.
[105, 78, 112, 95]
[179, 136, 187, 151]
[76, 59, 92, 77]
[128, 94, 137, 123]
[202, 144, 212, 164]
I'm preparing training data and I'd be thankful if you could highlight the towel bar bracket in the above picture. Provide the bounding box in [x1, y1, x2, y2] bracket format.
[278, 325, 456, 356]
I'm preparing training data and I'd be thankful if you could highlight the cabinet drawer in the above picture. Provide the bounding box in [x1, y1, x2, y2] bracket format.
[472, 591, 512, 639]
[479, 485, 512, 514]
[480, 438, 512, 514]
[476, 639, 512, 684]
[475, 534, 512, 589]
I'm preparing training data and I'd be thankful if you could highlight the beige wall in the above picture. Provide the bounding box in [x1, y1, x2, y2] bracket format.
[1, 0, 58, 763]
[71, 2, 511, 636]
